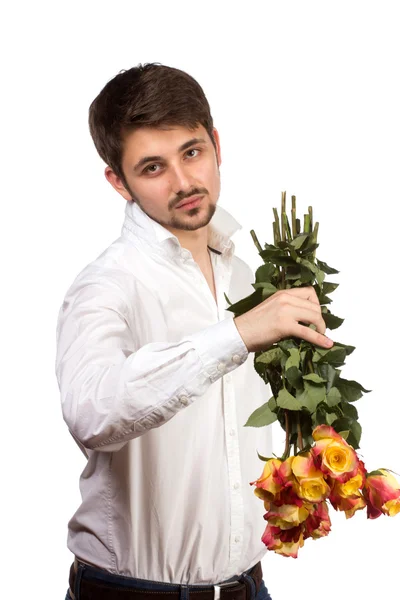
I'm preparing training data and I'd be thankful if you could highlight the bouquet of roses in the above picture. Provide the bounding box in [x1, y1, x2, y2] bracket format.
[226, 192, 400, 557]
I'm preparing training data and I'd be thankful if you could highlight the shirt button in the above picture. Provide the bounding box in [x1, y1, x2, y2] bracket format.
[179, 395, 189, 406]
[217, 363, 225, 373]
[233, 482, 240, 490]
[232, 354, 242, 364]
[225, 374, 232, 383]
[229, 429, 236, 436]
[235, 535, 241, 543]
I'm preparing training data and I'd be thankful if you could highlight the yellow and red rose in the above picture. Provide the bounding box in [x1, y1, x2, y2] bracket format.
[363, 469, 400, 519]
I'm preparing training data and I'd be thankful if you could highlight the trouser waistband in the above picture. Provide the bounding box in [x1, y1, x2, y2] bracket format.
[69, 558, 263, 600]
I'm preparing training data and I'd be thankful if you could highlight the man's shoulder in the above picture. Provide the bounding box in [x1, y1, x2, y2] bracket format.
[60, 237, 141, 309]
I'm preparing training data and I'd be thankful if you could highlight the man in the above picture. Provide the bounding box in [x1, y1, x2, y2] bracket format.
[55, 62, 333, 600]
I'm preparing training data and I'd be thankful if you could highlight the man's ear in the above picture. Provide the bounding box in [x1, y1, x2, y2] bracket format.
[212, 127, 222, 167]
[104, 167, 132, 201]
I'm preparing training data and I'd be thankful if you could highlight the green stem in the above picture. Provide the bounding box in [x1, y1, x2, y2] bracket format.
[312, 222, 319, 260]
[297, 414, 304, 451]
[250, 230, 263, 254]
[283, 410, 291, 460]
[308, 206, 313, 232]
[281, 191, 286, 242]
[291, 195, 297, 238]
[273, 208, 281, 243]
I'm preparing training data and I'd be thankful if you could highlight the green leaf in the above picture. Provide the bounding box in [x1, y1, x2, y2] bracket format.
[226, 289, 262, 315]
[285, 348, 301, 370]
[224, 292, 232, 306]
[290, 233, 310, 250]
[252, 283, 278, 301]
[336, 378, 371, 402]
[303, 373, 327, 384]
[297, 381, 326, 413]
[322, 282, 339, 295]
[297, 257, 318, 274]
[331, 416, 353, 437]
[338, 430, 350, 440]
[318, 294, 332, 305]
[255, 263, 277, 283]
[326, 386, 342, 407]
[334, 342, 356, 356]
[257, 451, 274, 462]
[322, 312, 345, 330]
[245, 402, 278, 427]
[316, 259, 339, 275]
[347, 420, 362, 449]
[326, 412, 338, 425]
[316, 269, 325, 286]
[340, 402, 359, 420]
[367, 470, 385, 478]
[285, 367, 303, 390]
[317, 364, 339, 392]
[278, 339, 299, 354]
[256, 347, 284, 366]
[273, 256, 298, 267]
[268, 396, 277, 411]
[313, 346, 347, 366]
[276, 388, 302, 410]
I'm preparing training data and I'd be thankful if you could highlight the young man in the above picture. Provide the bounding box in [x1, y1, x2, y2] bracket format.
[55, 63, 333, 600]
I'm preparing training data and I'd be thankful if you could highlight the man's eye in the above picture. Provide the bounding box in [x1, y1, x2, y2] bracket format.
[143, 164, 160, 174]
[186, 148, 200, 158]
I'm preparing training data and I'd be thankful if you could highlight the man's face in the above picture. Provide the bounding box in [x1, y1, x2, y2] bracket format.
[106, 124, 222, 234]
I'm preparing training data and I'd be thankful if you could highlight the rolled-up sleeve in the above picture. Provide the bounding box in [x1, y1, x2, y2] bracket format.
[55, 281, 249, 452]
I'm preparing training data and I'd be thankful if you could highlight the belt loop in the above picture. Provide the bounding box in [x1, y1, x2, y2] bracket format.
[242, 574, 256, 600]
[214, 585, 221, 600]
[180, 584, 189, 600]
[74, 561, 86, 600]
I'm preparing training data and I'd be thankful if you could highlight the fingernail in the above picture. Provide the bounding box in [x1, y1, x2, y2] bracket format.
[324, 338, 334, 347]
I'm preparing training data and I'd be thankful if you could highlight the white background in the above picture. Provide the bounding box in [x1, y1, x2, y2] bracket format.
[2, 1, 400, 598]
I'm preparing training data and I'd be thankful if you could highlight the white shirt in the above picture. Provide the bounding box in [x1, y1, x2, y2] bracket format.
[55, 199, 272, 584]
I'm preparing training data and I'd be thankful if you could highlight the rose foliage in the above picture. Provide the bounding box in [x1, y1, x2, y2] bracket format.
[226, 193, 400, 557]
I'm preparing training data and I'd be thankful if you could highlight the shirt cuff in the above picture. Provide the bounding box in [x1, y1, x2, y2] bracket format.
[189, 317, 249, 383]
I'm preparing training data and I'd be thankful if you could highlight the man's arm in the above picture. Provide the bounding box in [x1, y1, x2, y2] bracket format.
[55, 281, 248, 453]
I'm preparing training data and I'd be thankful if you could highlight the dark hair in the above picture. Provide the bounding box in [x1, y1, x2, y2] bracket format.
[88, 62, 216, 191]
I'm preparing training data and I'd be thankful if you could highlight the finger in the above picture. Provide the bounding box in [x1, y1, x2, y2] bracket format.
[287, 306, 327, 335]
[279, 286, 320, 306]
[280, 295, 323, 318]
[291, 323, 333, 348]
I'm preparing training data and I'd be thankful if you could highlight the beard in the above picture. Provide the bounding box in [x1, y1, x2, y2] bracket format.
[131, 192, 217, 232]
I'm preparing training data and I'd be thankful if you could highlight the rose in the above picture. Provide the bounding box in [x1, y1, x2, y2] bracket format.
[329, 460, 367, 518]
[251, 457, 297, 509]
[262, 524, 304, 558]
[251, 458, 283, 504]
[312, 425, 359, 483]
[303, 501, 331, 539]
[291, 452, 331, 503]
[265, 502, 309, 530]
[363, 469, 400, 519]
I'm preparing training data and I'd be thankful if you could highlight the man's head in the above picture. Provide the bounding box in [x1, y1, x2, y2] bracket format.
[89, 63, 222, 233]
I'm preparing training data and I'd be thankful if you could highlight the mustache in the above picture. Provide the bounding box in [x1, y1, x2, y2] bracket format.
[172, 188, 208, 208]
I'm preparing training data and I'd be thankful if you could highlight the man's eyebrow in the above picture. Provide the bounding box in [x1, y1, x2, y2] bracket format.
[133, 137, 207, 172]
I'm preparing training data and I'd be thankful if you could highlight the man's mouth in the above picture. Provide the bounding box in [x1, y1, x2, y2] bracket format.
[175, 195, 203, 209]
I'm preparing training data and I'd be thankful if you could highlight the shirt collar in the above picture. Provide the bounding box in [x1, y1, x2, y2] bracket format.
[121, 200, 242, 258]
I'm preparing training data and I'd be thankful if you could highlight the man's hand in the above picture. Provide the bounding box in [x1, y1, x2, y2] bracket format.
[234, 287, 333, 353]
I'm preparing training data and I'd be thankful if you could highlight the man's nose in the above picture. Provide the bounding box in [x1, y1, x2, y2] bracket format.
[169, 163, 193, 193]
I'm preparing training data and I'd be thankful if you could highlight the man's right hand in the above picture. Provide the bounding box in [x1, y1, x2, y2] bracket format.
[234, 286, 334, 353]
